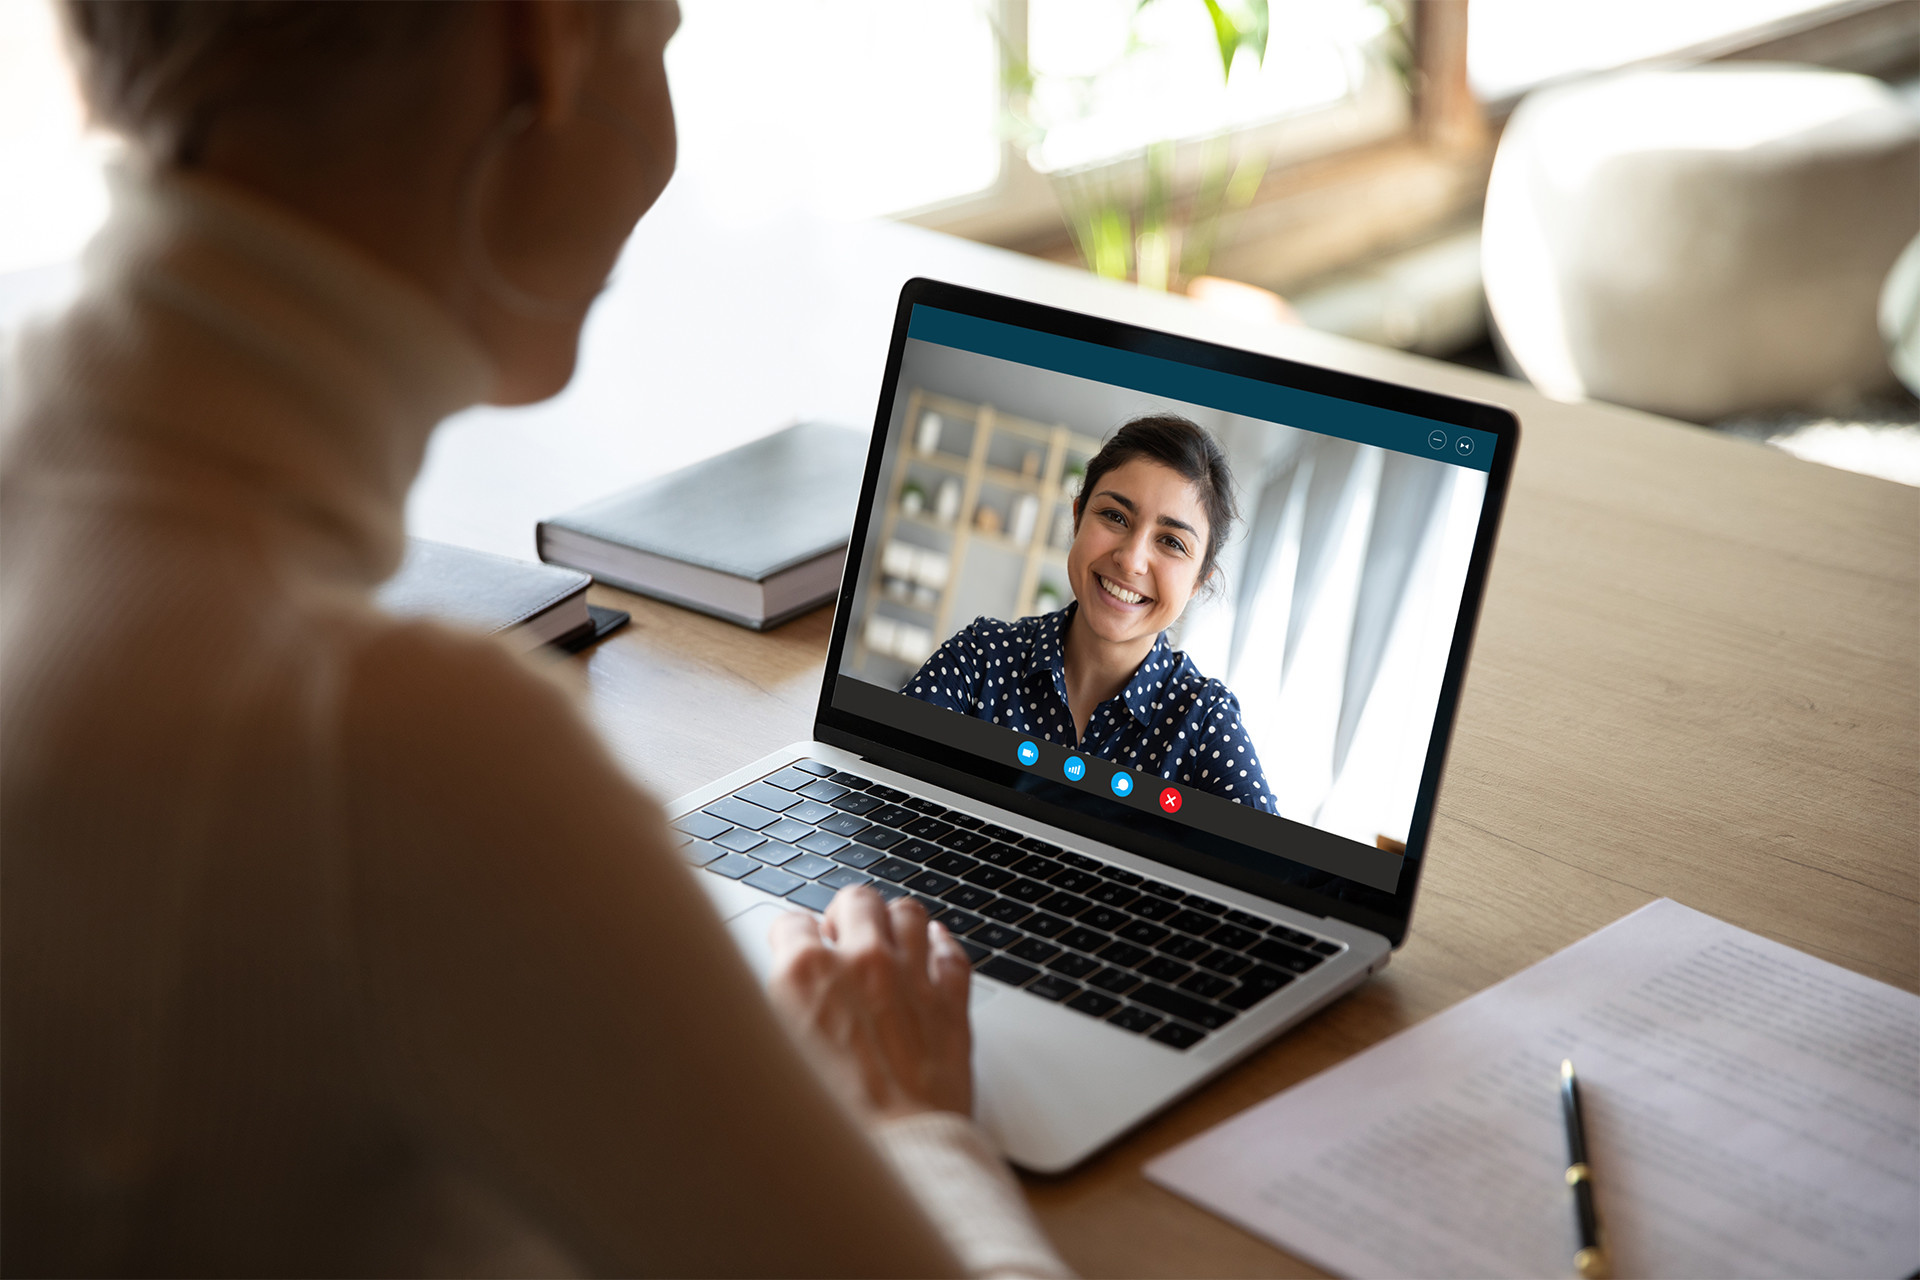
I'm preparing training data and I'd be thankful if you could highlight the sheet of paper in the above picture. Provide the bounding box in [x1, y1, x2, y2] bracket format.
[1147, 899, 1919, 1279]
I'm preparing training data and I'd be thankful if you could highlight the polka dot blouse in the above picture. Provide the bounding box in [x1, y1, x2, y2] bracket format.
[902, 605, 1278, 813]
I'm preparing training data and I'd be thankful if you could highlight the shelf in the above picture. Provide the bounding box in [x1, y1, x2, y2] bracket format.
[895, 510, 960, 536]
[978, 465, 1053, 493]
[902, 449, 970, 474]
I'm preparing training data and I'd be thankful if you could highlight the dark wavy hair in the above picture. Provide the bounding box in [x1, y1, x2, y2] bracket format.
[1073, 413, 1238, 584]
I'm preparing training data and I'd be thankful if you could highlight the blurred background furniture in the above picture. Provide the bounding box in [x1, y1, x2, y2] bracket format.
[1483, 63, 1920, 423]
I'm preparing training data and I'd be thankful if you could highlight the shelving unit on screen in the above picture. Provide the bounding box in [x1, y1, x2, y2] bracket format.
[852, 388, 1102, 690]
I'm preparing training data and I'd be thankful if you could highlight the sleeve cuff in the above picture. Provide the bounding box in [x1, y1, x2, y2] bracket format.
[869, 1111, 1075, 1280]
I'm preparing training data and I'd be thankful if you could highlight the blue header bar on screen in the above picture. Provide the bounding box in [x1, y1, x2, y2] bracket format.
[906, 305, 1497, 471]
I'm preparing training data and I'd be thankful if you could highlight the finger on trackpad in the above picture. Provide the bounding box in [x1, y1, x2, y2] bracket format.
[724, 902, 792, 982]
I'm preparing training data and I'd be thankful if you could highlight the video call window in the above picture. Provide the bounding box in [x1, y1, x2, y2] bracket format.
[838, 316, 1490, 874]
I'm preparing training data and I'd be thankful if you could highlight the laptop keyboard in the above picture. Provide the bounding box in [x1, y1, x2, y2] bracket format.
[672, 759, 1347, 1052]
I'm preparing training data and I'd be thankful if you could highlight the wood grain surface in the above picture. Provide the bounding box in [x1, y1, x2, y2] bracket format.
[569, 370, 1918, 1280]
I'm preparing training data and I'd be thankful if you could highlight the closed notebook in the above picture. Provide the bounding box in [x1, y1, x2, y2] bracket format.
[377, 538, 622, 653]
[535, 421, 866, 630]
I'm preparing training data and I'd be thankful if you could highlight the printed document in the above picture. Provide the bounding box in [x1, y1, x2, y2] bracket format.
[1147, 899, 1919, 1278]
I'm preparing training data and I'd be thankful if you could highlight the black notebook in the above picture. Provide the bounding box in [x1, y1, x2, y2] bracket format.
[535, 422, 865, 630]
[376, 539, 626, 653]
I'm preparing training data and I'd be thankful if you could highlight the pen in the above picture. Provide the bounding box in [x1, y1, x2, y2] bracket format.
[1561, 1058, 1610, 1279]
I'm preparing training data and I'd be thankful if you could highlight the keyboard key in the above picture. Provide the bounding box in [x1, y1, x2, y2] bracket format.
[1089, 967, 1142, 996]
[1157, 935, 1210, 961]
[1108, 1006, 1164, 1035]
[763, 816, 814, 843]
[981, 898, 1033, 925]
[1132, 983, 1235, 1030]
[705, 797, 780, 831]
[873, 882, 910, 902]
[903, 815, 954, 841]
[892, 839, 943, 863]
[1067, 990, 1121, 1018]
[764, 766, 819, 791]
[1059, 926, 1110, 954]
[818, 813, 870, 838]
[1046, 952, 1101, 980]
[903, 797, 947, 815]
[680, 840, 725, 866]
[1017, 837, 1063, 855]
[788, 882, 839, 912]
[785, 853, 837, 879]
[1052, 870, 1104, 894]
[1080, 906, 1129, 932]
[1248, 938, 1324, 973]
[867, 784, 910, 803]
[958, 939, 991, 964]
[1009, 937, 1062, 965]
[817, 866, 872, 891]
[786, 799, 836, 824]
[1012, 854, 1064, 880]
[870, 857, 918, 883]
[1058, 851, 1101, 870]
[943, 813, 984, 831]
[673, 811, 731, 840]
[1150, 1022, 1205, 1050]
[1028, 974, 1080, 1002]
[738, 781, 802, 812]
[1168, 909, 1218, 934]
[833, 793, 884, 816]
[828, 771, 873, 789]
[1086, 882, 1140, 908]
[937, 829, 991, 854]
[745, 865, 805, 897]
[1179, 971, 1234, 999]
[978, 955, 1039, 987]
[1099, 866, 1144, 886]
[797, 779, 848, 803]
[938, 911, 987, 936]
[926, 850, 978, 876]
[905, 870, 959, 895]
[706, 852, 760, 880]
[972, 923, 1023, 949]
[941, 884, 996, 911]
[1198, 949, 1252, 977]
[1002, 878, 1052, 904]
[1118, 921, 1171, 946]
[1097, 941, 1151, 968]
[852, 826, 905, 849]
[798, 830, 850, 857]
[1185, 897, 1228, 916]
[1023, 913, 1071, 938]
[1311, 940, 1343, 956]
[1139, 956, 1193, 984]
[1038, 892, 1092, 918]
[714, 827, 766, 853]
[1140, 880, 1184, 901]
[831, 845, 884, 870]
[978, 824, 1023, 843]
[794, 759, 837, 776]
[1205, 924, 1262, 951]
[961, 864, 1016, 890]
[1131, 896, 1179, 921]
[1270, 924, 1316, 947]
[868, 804, 918, 829]
[1222, 971, 1293, 1010]
[976, 842, 1024, 867]
[1225, 909, 1270, 930]
[750, 841, 802, 866]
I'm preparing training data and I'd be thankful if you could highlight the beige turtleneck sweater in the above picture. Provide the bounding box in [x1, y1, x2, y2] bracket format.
[0, 166, 1068, 1279]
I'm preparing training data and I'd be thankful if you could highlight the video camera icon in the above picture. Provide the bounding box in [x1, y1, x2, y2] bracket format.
[1016, 740, 1040, 767]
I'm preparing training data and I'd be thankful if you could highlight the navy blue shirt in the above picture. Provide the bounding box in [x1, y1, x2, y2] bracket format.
[902, 605, 1278, 813]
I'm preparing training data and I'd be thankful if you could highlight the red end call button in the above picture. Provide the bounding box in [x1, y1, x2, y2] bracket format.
[1159, 787, 1182, 814]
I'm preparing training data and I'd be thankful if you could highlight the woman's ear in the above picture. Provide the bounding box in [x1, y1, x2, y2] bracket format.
[509, 0, 597, 127]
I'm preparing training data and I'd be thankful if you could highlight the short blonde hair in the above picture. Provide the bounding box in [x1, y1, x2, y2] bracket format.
[60, 1, 462, 164]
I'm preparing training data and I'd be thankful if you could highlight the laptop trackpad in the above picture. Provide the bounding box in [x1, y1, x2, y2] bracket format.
[725, 903, 789, 982]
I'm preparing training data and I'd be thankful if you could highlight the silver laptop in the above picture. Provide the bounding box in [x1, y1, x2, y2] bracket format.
[669, 279, 1517, 1173]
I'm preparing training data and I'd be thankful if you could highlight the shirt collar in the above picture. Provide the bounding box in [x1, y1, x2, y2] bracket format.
[1043, 603, 1175, 729]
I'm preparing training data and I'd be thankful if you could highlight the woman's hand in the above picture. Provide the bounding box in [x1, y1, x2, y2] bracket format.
[766, 886, 973, 1122]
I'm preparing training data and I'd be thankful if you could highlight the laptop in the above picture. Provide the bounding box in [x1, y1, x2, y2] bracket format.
[668, 278, 1518, 1173]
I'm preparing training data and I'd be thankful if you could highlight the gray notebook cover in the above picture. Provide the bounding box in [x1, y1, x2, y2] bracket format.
[540, 422, 867, 582]
[376, 539, 590, 639]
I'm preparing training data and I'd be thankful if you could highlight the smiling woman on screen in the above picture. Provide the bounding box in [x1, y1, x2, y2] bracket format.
[905, 415, 1277, 813]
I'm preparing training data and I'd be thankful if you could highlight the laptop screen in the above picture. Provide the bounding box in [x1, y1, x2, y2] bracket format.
[818, 280, 1515, 945]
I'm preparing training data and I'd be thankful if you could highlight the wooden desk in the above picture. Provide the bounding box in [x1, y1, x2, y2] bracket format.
[414, 181, 1919, 1277]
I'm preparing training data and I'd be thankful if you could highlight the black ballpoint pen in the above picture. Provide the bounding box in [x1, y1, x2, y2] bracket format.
[1561, 1059, 1610, 1279]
